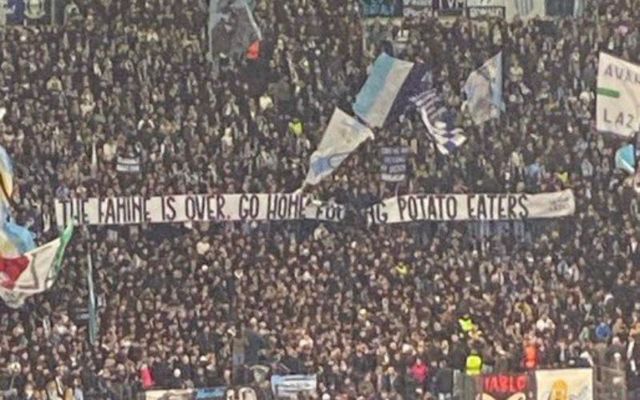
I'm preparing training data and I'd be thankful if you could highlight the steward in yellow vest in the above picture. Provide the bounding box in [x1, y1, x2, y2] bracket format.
[465, 350, 483, 376]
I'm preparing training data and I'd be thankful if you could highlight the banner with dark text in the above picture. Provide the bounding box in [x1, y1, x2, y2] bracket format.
[55, 191, 575, 227]
[366, 190, 575, 224]
[478, 373, 534, 400]
[55, 194, 345, 226]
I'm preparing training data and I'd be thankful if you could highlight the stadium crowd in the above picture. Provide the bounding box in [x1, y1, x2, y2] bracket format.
[2, 0, 640, 399]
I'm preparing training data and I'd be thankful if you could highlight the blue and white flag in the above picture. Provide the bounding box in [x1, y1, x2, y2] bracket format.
[304, 108, 374, 186]
[615, 144, 636, 174]
[353, 53, 429, 128]
[271, 375, 317, 399]
[413, 89, 467, 155]
[463, 51, 505, 125]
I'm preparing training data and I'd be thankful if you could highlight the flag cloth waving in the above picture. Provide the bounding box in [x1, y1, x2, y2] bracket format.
[463, 51, 505, 125]
[596, 52, 640, 138]
[208, 0, 262, 59]
[615, 144, 636, 174]
[304, 108, 374, 186]
[0, 224, 74, 308]
[412, 89, 467, 155]
[353, 53, 429, 128]
[0, 145, 14, 203]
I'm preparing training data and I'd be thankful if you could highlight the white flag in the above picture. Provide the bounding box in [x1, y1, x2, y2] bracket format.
[304, 108, 374, 186]
[0, 225, 74, 308]
[463, 51, 505, 125]
[596, 52, 640, 138]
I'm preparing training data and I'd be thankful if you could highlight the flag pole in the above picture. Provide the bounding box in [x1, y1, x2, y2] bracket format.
[87, 249, 98, 345]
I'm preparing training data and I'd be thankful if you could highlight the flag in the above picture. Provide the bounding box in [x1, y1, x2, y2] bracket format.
[0, 145, 14, 203]
[0, 203, 35, 257]
[615, 144, 636, 174]
[353, 53, 429, 128]
[87, 251, 98, 345]
[596, 52, 640, 138]
[209, 0, 262, 59]
[304, 108, 374, 186]
[0, 224, 73, 308]
[413, 89, 467, 155]
[463, 51, 505, 125]
[271, 375, 318, 399]
[0, 220, 36, 257]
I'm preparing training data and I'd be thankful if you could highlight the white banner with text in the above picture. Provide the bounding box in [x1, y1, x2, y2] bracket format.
[55, 191, 576, 226]
[55, 194, 345, 226]
[366, 190, 575, 224]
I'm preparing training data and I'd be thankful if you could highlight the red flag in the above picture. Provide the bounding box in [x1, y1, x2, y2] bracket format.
[0, 256, 30, 289]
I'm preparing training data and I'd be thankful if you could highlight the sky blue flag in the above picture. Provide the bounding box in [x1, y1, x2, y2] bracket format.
[615, 144, 636, 174]
[353, 53, 429, 128]
[463, 51, 505, 125]
[0, 145, 14, 202]
[0, 202, 36, 256]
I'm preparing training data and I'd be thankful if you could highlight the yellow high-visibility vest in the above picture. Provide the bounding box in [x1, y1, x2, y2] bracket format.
[465, 354, 483, 376]
[459, 317, 475, 333]
[289, 120, 303, 136]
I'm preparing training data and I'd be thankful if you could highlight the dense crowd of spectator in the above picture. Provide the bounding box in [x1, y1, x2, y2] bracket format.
[2, 0, 640, 399]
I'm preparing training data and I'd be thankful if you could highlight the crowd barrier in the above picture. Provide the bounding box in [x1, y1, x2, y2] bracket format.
[140, 374, 317, 400]
[454, 367, 626, 400]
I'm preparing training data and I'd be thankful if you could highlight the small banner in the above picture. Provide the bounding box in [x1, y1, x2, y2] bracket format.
[403, 0, 432, 17]
[535, 369, 593, 400]
[380, 146, 411, 182]
[478, 373, 534, 400]
[116, 155, 141, 173]
[270, 375, 317, 399]
[360, 0, 404, 17]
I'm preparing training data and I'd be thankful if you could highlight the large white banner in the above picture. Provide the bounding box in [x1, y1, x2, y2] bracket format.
[55, 194, 345, 226]
[535, 369, 593, 400]
[366, 190, 575, 224]
[597, 52, 640, 138]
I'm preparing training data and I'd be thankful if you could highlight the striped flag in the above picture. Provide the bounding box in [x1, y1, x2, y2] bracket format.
[412, 89, 467, 155]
